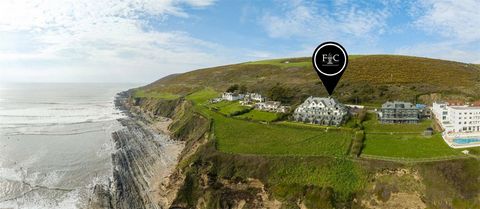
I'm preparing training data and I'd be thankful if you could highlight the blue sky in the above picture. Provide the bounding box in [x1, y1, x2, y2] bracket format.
[0, 0, 479, 83]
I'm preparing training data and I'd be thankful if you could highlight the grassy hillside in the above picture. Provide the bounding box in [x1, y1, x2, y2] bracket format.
[142, 55, 480, 106]
[131, 55, 480, 208]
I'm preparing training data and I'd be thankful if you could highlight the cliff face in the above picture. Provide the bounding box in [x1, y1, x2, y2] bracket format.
[110, 117, 176, 209]
[86, 92, 212, 209]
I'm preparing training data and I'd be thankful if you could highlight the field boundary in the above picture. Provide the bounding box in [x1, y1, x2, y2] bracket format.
[360, 154, 470, 163]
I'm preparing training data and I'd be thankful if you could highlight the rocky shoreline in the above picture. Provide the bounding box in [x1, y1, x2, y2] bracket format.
[88, 91, 184, 209]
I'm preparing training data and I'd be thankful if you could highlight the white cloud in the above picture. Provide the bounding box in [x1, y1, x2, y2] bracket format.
[413, 0, 480, 43]
[261, 0, 390, 39]
[403, 0, 480, 63]
[0, 0, 220, 83]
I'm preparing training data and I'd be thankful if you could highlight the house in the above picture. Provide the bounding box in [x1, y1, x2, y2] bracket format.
[379, 101, 419, 124]
[433, 101, 480, 133]
[247, 93, 265, 102]
[255, 101, 290, 113]
[222, 92, 244, 101]
[293, 97, 348, 126]
[256, 101, 280, 111]
[240, 93, 266, 105]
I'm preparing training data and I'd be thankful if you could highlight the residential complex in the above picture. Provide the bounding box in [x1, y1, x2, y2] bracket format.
[293, 97, 348, 126]
[379, 101, 419, 124]
[433, 102, 480, 133]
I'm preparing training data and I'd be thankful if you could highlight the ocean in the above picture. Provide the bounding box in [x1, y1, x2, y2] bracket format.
[0, 83, 138, 209]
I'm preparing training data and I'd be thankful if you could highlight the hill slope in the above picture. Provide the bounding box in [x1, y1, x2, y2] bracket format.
[142, 55, 480, 105]
[129, 55, 480, 209]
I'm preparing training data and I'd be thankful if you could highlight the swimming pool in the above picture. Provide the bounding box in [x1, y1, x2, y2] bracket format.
[453, 138, 480, 144]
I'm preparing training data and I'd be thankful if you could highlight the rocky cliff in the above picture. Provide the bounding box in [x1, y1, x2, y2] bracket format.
[87, 91, 211, 209]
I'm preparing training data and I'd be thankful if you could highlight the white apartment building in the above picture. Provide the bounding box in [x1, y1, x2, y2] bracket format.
[293, 97, 348, 126]
[433, 102, 480, 133]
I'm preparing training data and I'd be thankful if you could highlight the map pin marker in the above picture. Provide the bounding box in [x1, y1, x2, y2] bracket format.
[312, 42, 348, 95]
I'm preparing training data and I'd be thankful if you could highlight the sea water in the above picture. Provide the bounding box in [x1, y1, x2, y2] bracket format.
[0, 83, 138, 209]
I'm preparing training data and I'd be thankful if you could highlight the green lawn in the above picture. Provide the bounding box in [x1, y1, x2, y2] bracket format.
[209, 101, 252, 116]
[363, 113, 432, 133]
[362, 133, 462, 159]
[185, 88, 218, 104]
[133, 89, 179, 99]
[235, 109, 281, 122]
[185, 89, 463, 160]
[185, 89, 353, 157]
[213, 112, 352, 156]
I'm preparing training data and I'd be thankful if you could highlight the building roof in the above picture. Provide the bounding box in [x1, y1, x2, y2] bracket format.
[305, 97, 343, 108]
[449, 106, 480, 110]
[382, 101, 416, 109]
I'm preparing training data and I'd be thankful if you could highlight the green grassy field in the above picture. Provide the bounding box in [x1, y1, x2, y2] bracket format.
[362, 133, 462, 159]
[185, 89, 464, 160]
[235, 109, 281, 122]
[363, 113, 432, 133]
[214, 111, 352, 156]
[185, 88, 218, 104]
[361, 113, 462, 159]
[209, 101, 251, 116]
[186, 89, 353, 157]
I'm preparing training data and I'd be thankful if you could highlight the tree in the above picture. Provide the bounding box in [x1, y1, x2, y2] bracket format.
[239, 85, 248, 94]
[267, 84, 294, 104]
[226, 84, 239, 93]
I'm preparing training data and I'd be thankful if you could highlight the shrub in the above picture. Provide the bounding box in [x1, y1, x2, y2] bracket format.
[229, 107, 253, 116]
[350, 131, 365, 157]
[226, 84, 239, 92]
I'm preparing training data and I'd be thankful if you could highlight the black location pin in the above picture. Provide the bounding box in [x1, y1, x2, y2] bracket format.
[312, 42, 348, 95]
